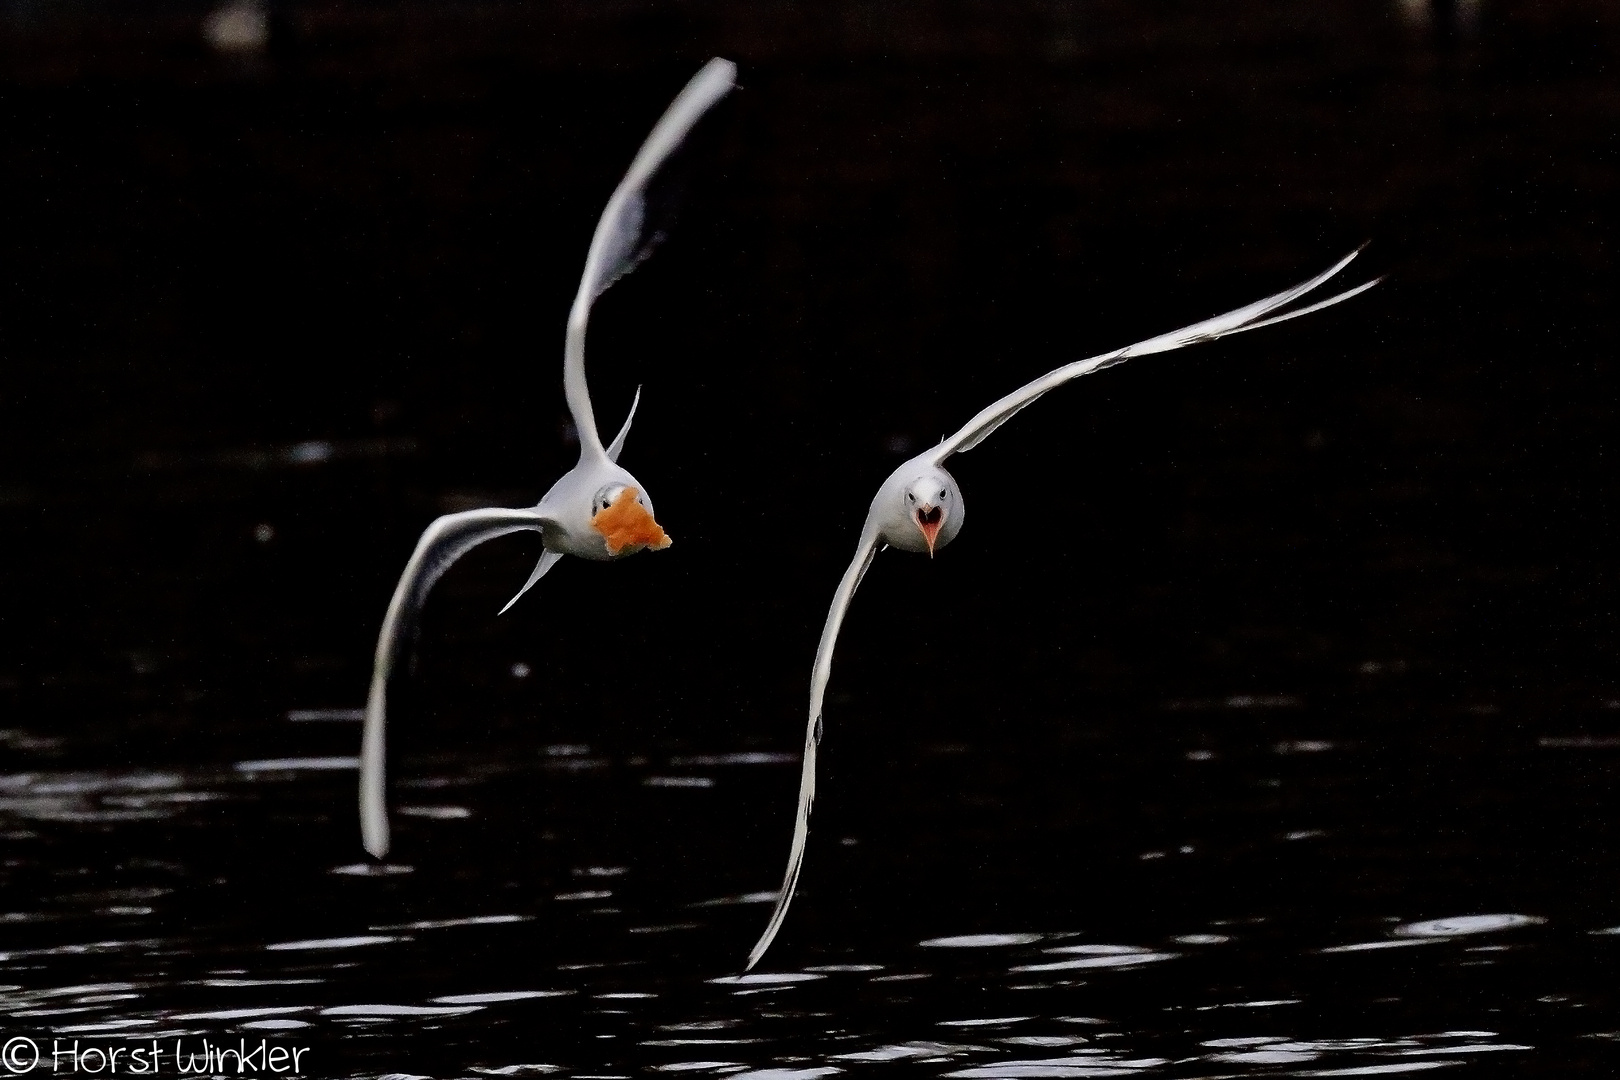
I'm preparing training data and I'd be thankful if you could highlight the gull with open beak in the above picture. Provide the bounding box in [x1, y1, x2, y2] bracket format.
[745, 248, 1380, 968]
[358, 58, 737, 859]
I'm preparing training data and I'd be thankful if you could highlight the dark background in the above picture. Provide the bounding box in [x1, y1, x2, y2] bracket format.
[5, 0, 1616, 762]
[0, 1, 1617, 1074]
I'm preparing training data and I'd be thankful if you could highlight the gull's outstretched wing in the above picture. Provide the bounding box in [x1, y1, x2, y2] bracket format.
[497, 550, 565, 617]
[933, 249, 1380, 461]
[565, 58, 737, 460]
[605, 385, 642, 464]
[746, 517, 883, 970]
[361, 507, 552, 858]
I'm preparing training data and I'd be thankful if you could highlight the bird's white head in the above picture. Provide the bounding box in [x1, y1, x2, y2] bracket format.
[874, 461, 964, 557]
[590, 481, 672, 557]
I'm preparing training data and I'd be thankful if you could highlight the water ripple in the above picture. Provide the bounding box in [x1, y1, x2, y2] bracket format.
[234, 757, 359, 774]
[709, 974, 824, 987]
[921, 934, 1046, 949]
[432, 991, 571, 1004]
[265, 935, 402, 951]
[1394, 914, 1545, 938]
[320, 1004, 483, 1018]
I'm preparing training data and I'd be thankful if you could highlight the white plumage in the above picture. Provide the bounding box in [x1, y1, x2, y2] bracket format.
[745, 248, 1380, 969]
[359, 59, 737, 859]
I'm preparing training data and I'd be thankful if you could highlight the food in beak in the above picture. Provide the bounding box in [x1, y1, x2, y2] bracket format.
[915, 504, 944, 557]
[591, 487, 673, 555]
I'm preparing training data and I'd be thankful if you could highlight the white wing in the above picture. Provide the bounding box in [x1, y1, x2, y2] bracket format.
[746, 518, 883, 970]
[605, 385, 641, 464]
[497, 550, 565, 617]
[934, 249, 1380, 460]
[564, 58, 737, 460]
[360, 507, 552, 858]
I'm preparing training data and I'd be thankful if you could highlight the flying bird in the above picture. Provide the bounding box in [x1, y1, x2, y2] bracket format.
[745, 248, 1380, 968]
[358, 58, 737, 859]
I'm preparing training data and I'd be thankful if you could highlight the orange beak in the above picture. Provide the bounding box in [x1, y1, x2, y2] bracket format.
[591, 487, 673, 556]
[915, 504, 944, 557]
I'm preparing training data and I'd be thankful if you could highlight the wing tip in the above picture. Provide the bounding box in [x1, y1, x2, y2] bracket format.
[704, 55, 739, 81]
[696, 57, 739, 96]
[744, 910, 781, 972]
[360, 788, 391, 858]
[1323, 242, 1374, 284]
[360, 783, 391, 858]
[669, 57, 738, 129]
[360, 686, 390, 857]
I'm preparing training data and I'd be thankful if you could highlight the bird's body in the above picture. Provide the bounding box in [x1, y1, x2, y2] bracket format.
[358, 58, 735, 859]
[745, 248, 1381, 969]
[534, 459, 666, 562]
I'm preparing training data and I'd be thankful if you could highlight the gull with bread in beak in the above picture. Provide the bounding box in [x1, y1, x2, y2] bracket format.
[745, 247, 1380, 968]
[358, 58, 737, 859]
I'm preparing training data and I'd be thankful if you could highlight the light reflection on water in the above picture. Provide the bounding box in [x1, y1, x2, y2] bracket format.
[0, 738, 1585, 1077]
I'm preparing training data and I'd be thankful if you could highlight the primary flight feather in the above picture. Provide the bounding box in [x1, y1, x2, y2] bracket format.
[359, 58, 736, 859]
[745, 248, 1380, 968]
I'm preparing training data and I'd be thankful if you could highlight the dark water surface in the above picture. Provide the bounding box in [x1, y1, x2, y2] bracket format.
[2, 0, 1620, 1075]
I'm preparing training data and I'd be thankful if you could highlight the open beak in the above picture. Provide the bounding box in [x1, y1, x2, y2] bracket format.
[915, 503, 944, 557]
[591, 487, 673, 556]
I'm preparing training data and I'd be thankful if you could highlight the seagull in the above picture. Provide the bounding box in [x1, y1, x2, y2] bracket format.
[745, 248, 1380, 968]
[358, 58, 737, 859]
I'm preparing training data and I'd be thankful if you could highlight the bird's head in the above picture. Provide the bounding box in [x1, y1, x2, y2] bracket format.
[590, 484, 672, 557]
[883, 468, 961, 557]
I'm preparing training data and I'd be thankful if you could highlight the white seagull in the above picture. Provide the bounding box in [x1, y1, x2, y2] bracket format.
[745, 248, 1380, 968]
[358, 58, 737, 859]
